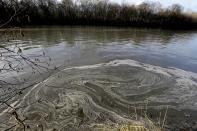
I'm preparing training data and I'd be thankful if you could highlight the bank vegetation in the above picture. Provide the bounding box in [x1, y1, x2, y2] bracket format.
[0, 0, 197, 29]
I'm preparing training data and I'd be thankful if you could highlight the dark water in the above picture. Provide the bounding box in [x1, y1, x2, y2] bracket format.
[1, 27, 197, 130]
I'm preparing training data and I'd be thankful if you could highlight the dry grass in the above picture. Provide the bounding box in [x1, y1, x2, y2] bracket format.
[93, 102, 168, 131]
[94, 122, 162, 131]
[96, 124, 148, 131]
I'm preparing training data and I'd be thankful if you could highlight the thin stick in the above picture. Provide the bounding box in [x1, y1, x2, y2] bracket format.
[162, 106, 169, 129]
[158, 112, 161, 128]
[128, 105, 130, 117]
[134, 104, 137, 120]
[145, 100, 148, 114]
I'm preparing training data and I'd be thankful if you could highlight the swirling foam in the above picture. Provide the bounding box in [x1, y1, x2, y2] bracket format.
[2, 59, 197, 130]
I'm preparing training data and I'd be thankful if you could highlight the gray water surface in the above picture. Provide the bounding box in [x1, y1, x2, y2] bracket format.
[1, 27, 197, 130]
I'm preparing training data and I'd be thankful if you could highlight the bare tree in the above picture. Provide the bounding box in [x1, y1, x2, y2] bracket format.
[170, 4, 183, 14]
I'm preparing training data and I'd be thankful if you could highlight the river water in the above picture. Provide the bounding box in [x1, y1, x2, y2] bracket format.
[1, 27, 197, 130]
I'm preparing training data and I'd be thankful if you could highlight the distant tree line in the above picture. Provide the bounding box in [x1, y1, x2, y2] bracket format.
[0, 0, 197, 29]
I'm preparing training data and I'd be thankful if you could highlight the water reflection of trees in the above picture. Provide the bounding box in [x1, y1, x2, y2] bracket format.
[7, 27, 195, 48]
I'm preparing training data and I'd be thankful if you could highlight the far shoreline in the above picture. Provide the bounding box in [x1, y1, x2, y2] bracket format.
[1, 25, 197, 31]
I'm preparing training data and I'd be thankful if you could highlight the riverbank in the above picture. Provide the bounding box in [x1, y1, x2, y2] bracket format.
[0, 1, 197, 30]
